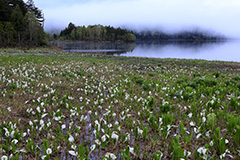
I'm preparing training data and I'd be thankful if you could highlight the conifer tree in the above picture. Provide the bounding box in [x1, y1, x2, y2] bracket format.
[11, 5, 25, 43]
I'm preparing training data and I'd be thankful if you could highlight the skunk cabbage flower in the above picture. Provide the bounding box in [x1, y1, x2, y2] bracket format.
[1, 156, 8, 160]
[69, 150, 78, 156]
[46, 148, 52, 155]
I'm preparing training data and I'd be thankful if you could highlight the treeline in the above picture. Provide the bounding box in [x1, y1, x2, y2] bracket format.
[58, 23, 136, 42]
[0, 0, 45, 47]
[134, 30, 226, 41]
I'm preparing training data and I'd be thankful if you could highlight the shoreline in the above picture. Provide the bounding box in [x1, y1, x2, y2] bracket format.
[0, 47, 240, 64]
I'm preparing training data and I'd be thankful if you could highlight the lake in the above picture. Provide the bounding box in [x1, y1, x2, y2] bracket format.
[50, 40, 240, 62]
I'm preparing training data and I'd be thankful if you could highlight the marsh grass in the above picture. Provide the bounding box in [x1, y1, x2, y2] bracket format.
[0, 48, 240, 159]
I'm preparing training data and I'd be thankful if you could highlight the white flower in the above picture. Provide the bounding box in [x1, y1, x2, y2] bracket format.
[105, 152, 117, 160]
[188, 113, 193, 118]
[95, 120, 100, 125]
[184, 150, 191, 157]
[205, 131, 210, 137]
[210, 99, 214, 105]
[202, 117, 206, 123]
[90, 144, 96, 152]
[7, 107, 11, 112]
[225, 139, 229, 144]
[197, 147, 207, 155]
[61, 124, 66, 130]
[137, 128, 143, 135]
[41, 113, 48, 118]
[16, 148, 27, 153]
[95, 139, 101, 145]
[111, 132, 119, 141]
[10, 131, 15, 138]
[129, 146, 135, 155]
[167, 125, 171, 131]
[115, 121, 119, 125]
[41, 102, 44, 107]
[69, 150, 78, 156]
[36, 107, 41, 113]
[196, 133, 201, 139]
[46, 148, 52, 155]
[117, 126, 121, 131]
[53, 116, 61, 121]
[101, 135, 107, 142]
[11, 139, 18, 144]
[125, 133, 130, 142]
[71, 144, 77, 150]
[190, 121, 195, 127]
[220, 153, 226, 160]
[42, 155, 46, 159]
[194, 127, 199, 133]
[1, 156, 8, 160]
[5, 130, 9, 137]
[159, 118, 163, 125]
[29, 121, 33, 126]
[40, 120, 44, 126]
[46, 122, 51, 127]
[210, 141, 214, 146]
[68, 135, 74, 143]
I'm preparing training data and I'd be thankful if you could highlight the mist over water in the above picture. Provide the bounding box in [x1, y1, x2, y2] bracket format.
[34, 0, 240, 38]
[34, 0, 240, 62]
[121, 40, 240, 62]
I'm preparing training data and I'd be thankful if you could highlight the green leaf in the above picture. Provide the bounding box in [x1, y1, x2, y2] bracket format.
[143, 126, 149, 140]
[207, 113, 216, 131]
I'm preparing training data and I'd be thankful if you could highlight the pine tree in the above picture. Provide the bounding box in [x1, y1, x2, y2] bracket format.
[11, 4, 25, 44]
[0, 0, 11, 21]
[25, 11, 44, 45]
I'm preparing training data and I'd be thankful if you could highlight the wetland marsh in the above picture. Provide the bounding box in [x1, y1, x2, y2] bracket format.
[0, 48, 240, 159]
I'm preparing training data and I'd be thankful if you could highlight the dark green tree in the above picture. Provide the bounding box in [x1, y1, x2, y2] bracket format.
[59, 24, 136, 42]
[0, 0, 45, 46]
[0, 0, 11, 21]
[4, 22, 16, 45]
[11, 5, 25, 43]
[25, 11, 45, 45]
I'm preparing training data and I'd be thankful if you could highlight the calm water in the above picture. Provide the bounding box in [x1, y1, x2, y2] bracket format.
[51, 40, 240, 62]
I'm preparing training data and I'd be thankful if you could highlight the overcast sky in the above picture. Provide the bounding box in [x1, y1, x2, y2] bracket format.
[28, 0, 240, 37]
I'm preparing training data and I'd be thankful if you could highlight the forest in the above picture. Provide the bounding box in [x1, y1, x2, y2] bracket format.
[58, 23, 136, 42]
[0, 0, 45, 47]
[57, 23, 226, 43]
[134, 30, 226, 41]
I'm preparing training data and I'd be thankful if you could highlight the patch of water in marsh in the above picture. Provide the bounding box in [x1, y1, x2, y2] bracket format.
[51, 40, 240, 62]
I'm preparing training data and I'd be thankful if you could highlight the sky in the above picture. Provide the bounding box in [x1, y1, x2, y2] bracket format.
[27, 0, 240, 37]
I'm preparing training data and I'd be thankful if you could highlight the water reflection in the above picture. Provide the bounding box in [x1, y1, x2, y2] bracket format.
[134, 40, 226, 52]
[50, 40, 240, 62]
[50, 41, 135, 54]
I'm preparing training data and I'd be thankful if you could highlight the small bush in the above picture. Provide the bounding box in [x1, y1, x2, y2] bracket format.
[9, 83, 17, 90]
[232, 75, 240, 81]
[143, 83, 152, 91]
[135, 78, 144, 85]
[149, 72, 155, 77]
[160, 103, 171, 113]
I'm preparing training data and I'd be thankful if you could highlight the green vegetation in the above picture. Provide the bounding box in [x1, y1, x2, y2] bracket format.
[0, 49, 240, 159]
[55, 24, 225, 43]
[135, 30, 226, 41]
[58, 23, 136, 42]
[0, 0, 45, 47]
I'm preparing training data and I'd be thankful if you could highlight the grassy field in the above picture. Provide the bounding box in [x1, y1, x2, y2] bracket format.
[0, 48, 240, 160]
